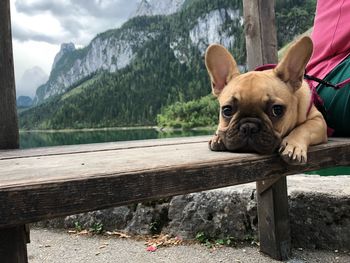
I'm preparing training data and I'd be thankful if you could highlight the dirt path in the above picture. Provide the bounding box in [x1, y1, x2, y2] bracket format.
[27, 228, 349, 263]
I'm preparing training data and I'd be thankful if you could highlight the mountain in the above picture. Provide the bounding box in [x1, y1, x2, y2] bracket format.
[17, 96, 33, 108]
[20, 0, 316, 130]
[33, 0, 244, 105]
[16, 66, 48, 98]
[52, 42, 76, 70]
[131, 0, 186, 17]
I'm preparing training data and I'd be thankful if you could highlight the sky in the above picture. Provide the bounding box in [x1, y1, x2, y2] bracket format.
[11, 0, 140, 84]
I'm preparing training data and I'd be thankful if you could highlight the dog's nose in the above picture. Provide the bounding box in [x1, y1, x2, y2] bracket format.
[238, 118, 261, 136]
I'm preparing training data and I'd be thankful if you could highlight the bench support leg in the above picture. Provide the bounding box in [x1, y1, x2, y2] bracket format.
[0, 225, 29, 263]
[256, 176, 291, 260]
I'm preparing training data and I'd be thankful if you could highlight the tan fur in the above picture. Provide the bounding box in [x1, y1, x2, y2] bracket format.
[205, 36, 327, 164]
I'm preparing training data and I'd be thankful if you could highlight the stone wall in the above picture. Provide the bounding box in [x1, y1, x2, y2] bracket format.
[35, 175, 350, 250]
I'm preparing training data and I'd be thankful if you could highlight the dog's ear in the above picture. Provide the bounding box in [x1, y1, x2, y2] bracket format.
[205, 44, 240, 96]
[274, 36, 313, 92]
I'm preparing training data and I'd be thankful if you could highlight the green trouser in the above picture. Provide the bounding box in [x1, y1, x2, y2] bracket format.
[317, 56, 350, 136]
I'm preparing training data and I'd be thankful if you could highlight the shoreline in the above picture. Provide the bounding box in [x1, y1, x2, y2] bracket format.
[19, 126, 216, 133]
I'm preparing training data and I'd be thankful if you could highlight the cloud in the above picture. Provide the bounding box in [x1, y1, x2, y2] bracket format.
[15, 0, 137, 18]
[12, 21, 65, 44]
[11, 0, 140, 83]
[12, 0, 139, 45]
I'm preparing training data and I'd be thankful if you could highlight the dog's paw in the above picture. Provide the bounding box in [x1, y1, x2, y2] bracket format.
[209, 134, 226, 151]
[279, 138, 307, 165]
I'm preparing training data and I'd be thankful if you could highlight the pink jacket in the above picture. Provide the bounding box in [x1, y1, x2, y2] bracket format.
[306, 0, 350, 82]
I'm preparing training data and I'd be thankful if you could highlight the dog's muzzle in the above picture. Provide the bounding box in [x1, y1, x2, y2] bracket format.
[219, 117, 281, 154]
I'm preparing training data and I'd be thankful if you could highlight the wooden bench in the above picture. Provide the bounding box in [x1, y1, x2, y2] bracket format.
[1, 135, 350, 262]
[1, 0, 349, 262]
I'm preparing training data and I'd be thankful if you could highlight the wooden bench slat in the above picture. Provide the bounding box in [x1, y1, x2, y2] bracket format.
[0, 136, 252, 187]
[0, 137, 349, 228]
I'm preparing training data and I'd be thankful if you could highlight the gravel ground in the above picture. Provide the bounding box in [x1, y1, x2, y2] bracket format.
[28, 228, 350, 263]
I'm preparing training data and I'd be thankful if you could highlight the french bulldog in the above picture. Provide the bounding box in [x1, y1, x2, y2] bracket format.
[205, 36, 327, 164]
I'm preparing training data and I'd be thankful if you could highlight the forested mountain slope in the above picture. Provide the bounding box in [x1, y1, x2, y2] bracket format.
[19, 0, 316, 129]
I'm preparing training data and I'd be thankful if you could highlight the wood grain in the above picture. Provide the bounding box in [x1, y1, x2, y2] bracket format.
[0, 226, 28, 263]
[257, 178, 290, 260]
[0, 0, 19, 149]
[0, 137, 349, 228]
[243, 0, 278, 70]
[1, 2, 28, 261]
[243, 0, 288, 259]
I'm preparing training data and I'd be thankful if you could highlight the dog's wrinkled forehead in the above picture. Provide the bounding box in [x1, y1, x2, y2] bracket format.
[219, 71, 283, 106]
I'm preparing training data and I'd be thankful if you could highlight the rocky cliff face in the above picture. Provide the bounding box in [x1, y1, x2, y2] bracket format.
[131, 0, 186, 17]
[189, 9, 241, 54]
[35, 28, 158, 102]
[34, 1, 242, 104]
[52, 43, 76, 70]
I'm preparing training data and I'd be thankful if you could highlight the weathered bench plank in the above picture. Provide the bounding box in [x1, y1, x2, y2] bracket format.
[1, 136, 350, 229]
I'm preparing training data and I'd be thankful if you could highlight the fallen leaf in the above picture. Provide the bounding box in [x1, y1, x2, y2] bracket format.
[145, 234, 183, 249]
[146, 245, 157, 252]
[78, 230, 89, 235]
[107, 231, 131, 238]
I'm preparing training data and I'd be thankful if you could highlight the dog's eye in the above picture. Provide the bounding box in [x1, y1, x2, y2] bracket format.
[222, 105, 234, 118]
[271, 105, 284, 117]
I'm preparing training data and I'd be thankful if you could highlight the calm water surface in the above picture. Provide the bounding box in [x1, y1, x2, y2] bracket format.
[19, 128, 215, 149]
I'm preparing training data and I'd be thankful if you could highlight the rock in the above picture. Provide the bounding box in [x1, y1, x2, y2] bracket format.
[125, 202, 169, 235]
[131, 0, 186, 18]
[287, 175, 350, 250]
[34, 30, 157, 103]
[35, 206, 133, 230]
[35, 175, 350, 250]
[189, 9, 241, 55]
[64, 206, 134, 230]
[52, 43, 76, 70]
[165, 186, 256, 240]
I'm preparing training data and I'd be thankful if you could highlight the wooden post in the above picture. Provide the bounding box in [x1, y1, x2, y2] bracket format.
[243, 0, 291, 260]
[0, 226, 29, 263]
[0, 0, 19, 149]
[0, 1, 28, 262]
[243, 0, 278, 70]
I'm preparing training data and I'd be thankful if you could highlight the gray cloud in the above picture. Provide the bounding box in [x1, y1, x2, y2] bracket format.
[15, 0, 139, 19]
[13, 0, 139, 45]
[12, 21, 64, 44]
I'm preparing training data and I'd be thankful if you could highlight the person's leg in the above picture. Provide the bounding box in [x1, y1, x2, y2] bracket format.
[317, 56, 350, 136]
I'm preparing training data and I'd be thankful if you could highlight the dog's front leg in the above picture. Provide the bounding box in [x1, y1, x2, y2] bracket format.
[279, 107, 327, 164]
[209, 132, 227, 151]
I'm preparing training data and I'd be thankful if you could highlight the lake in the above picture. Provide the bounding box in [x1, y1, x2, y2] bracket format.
[19, 127, 215, 149]
[19, 128, 350, 175]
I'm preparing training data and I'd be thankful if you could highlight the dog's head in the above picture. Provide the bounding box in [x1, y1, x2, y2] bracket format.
[205, 36, 313, 154]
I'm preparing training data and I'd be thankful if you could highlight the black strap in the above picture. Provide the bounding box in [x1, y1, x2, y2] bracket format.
[304, 74, 340, 89]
